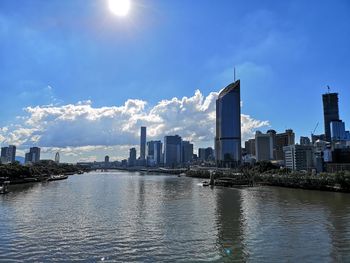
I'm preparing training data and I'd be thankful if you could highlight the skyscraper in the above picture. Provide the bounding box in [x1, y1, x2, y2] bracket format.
[244, 139, 256, 156]
[181, 141, 193, 164]
[323, 92, 339, 142]
[1, 147, 9, 163]
[146, 140, 163, 166]
[8, 145, 16, 163]
[25, 147, 41, 164]
[330, 120, 346, 141]
[152, 141, 163, 165]
[255, 131, 274, 162]
[128, 148, 137, 167]
[274, 129, 295, 160]
[0, 145, 16, 163]
[215, 79, 241, 167]
[140, 126, 146, 160]
[164, 135, 182, 167]
[198, 147, 214, 161]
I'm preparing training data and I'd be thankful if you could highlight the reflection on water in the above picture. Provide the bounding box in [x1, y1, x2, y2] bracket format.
[1, 172, 350, 262]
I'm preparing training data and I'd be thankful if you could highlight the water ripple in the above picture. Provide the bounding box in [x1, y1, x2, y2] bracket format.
[1, 173, 350, 262]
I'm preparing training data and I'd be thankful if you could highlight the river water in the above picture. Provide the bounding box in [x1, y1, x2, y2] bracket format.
[1, 171, 350, 262]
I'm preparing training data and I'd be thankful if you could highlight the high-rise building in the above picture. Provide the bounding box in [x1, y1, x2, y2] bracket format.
[128, 148, 137, 167]
[140, 127, 146, 160]
[283, 145, 314, 171]
[147, 141, 155, 159]
[31, 147, 40, 163]
[153, 141, 163, 165]
[198, 147, 214, 161]
[323, 92, 339, 142]
[8, 145, 16, 163]
[181, 141, 193, 164]
[198, 148, 206, 161]
[300, 136, 311, 146]
[1, 147, 9, 164]
[255, 131, 274, 162]
[25, 152, 31, 164]
[330, 120, 346, 141]
[0, 145, 16, 164]
[275, 129, 295, 161]
[25, 147, 41, 164]
[215, 80, 241, 167]
[164, 135, 182, 167]
[146, 140, 163, 166]
[245, 139, 256, 156]
[205, 147, 214, 161]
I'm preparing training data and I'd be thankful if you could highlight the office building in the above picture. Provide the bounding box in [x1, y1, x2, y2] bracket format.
[181, 141, 193, 164]
[146, 140, 163, 166]
[1, 147, 9, 163]
[8, 145, 16, 163]
[275, 129, 295, 161]
[198, 147, 214, 161]
[330, 120, 346, 141]
[332, 149, 350, 163]
[300, 136, 311, 146]
[0, 145, 16, 164]
[323, 92, 339, 142]
[147, 141, 156, 159]
[255, 131, 274, 162]
[215, 80, 241, 167]
[25, 147, 41, 164]
[245, 139, 256, 156]
[164, 135, 182, 167]
[283, 145, 314, 171]
[128, 148, 137, 167]
[198, 148, 206, 161]
[140, 126, 146, 160]
[153, 141, 163, 165]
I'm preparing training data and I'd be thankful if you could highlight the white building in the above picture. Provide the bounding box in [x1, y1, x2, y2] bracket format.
[283, 145, 314, 171]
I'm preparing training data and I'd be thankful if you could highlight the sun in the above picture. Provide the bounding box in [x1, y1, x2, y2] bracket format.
[108, 0, 131, 17]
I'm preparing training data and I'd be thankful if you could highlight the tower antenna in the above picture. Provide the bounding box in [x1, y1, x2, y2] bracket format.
[234, 67, 236, 82]
[327, 85, 330, 93]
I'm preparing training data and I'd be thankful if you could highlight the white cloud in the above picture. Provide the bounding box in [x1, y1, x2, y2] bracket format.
[0, 90, 268, 161]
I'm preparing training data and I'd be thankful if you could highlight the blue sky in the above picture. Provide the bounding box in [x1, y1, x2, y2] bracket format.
[0, 0, 350, 162]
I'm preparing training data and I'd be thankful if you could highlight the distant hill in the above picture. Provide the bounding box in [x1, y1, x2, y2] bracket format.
[15, 156, 25, 164]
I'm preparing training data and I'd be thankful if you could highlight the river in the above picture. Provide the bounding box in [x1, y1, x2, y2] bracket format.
[1, 171, 350, 262]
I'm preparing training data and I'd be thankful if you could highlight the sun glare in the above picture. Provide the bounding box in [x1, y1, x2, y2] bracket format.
[108, 0, 131, 17]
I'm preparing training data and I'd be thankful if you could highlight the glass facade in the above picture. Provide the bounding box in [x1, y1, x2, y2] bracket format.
[215, 80, 241, 167]
[322, 93, 339, 142]
[140, 126, 146, 160]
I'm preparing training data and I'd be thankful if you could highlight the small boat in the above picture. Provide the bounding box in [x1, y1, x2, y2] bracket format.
[202, 181, 210, 187]
[48, 175, 69, 181]
[0, 181, 10, 194]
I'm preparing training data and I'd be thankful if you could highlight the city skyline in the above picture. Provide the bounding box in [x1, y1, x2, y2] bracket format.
[1, 0, 350, 162]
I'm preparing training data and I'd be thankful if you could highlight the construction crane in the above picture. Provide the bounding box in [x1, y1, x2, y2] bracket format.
[311, 122, 319, 137]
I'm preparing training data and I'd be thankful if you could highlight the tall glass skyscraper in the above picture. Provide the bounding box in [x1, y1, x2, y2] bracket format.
[215, 80, 241, 167]
[322, 92, 339, 142]
[140, 126, 146, 160]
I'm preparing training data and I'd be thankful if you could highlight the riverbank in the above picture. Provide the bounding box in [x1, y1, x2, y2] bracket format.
[0, 162, 87, 185]
[186, 169, 350, 193]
